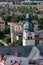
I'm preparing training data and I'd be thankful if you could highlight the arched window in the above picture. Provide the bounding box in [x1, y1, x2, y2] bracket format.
[28, 37, 29, 39]
[31, 36, 32, 39]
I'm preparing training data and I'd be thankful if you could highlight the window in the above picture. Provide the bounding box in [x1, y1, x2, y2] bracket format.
[28, 36, 32, 39]
[11, 60, 13, 63]
[31, 36, 32, 39]
[20, 60, 22, 63]
[28, 37, 29, 39]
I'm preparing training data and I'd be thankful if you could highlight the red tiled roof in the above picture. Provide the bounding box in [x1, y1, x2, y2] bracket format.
[12, 61, 20, 65]
[13, 63, 20, 65]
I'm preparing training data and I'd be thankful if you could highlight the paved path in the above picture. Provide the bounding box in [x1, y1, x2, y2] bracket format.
[0, 40, 8, 46]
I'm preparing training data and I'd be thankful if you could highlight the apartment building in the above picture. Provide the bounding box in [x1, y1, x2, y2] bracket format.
[8, 22, 23, 43]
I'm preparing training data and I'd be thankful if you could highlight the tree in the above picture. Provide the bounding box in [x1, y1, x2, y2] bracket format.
[35, 39, 39, 45]
[0, 11, 5, 15]
[32, 13, 38, 20]
[38, 18, 43, 30]
[11, 14, 26, 22]
[0, 42, 4, 46]
[11, 40, 22, 46]
[2, 14, 12, 24]
[4, 25, 10, 34]
[4, 36, 11, 44]
[0, 31, 4, 39]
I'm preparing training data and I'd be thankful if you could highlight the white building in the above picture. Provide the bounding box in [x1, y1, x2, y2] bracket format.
[39, 30, 43, 45]
[23, 13, 35, 46]
[0, 62, 4, 65]
[8, 23, 23, 43]
[35, 30, 43, 45]
[5, 56, 28, 65]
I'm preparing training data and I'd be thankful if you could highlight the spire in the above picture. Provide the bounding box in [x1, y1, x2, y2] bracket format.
[26, 13, 32, 22]
[23, 13, 34, 32]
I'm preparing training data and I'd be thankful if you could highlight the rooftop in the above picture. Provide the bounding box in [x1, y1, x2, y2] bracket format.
[0, 45, 43, 57]
[23, 21, 34, 32]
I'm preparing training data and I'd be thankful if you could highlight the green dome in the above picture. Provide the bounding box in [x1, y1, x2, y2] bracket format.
[23, 22, 29, 32]
[23, 22, 34, 32]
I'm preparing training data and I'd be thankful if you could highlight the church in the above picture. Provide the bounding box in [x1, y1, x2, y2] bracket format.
[23, 13, 35, 46]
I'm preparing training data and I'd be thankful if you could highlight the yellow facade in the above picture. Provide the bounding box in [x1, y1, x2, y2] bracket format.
[16, 25, 22, 32]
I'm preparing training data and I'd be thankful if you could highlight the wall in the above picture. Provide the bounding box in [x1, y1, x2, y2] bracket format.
[5, 56, 28, 65]
[23, 39, 35, 46]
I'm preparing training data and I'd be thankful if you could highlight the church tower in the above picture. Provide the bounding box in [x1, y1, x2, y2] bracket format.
[23, 13, 35, 46]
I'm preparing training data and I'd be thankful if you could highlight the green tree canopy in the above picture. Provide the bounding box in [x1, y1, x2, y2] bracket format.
[38, 18, 43, 30]
[4, 25, 10, 34]
[11, 14, 26, 22]
[32, 13, 38, 20]
[11, 40, 22, 46]
[4, 35, 11, 43]
[2, 14, 12, 24]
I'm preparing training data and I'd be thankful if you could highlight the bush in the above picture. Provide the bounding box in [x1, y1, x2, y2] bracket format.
[4, 25, 10, 34]
[4, 35, 11, 44]
[10, 40, 22, 46]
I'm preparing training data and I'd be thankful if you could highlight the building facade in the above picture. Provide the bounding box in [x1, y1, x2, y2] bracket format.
[23, 13, 35, 46]
[8, 23, 23, 43]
